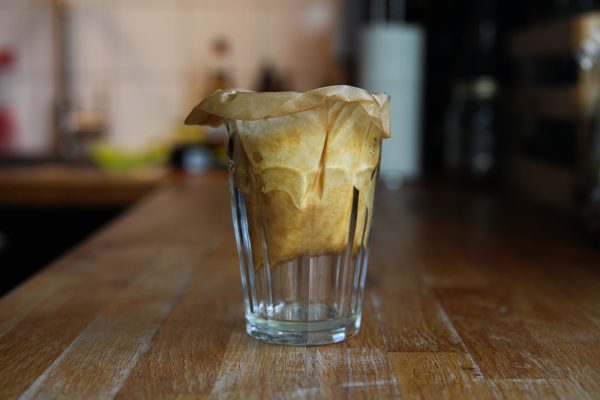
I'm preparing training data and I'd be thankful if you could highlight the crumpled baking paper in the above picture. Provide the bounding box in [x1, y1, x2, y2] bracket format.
[186, 85, 390, 269]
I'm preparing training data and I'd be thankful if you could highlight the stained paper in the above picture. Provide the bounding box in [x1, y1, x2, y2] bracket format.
[186, 85, 391, 268]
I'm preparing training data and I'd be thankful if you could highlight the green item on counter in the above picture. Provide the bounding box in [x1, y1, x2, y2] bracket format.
[91, 142, 169, 171]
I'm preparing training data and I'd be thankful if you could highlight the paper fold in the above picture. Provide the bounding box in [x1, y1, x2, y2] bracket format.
[185, 85, 390, 138]
[185, 85, 390, 268]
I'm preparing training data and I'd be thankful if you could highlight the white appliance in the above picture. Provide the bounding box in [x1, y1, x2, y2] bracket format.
[360, 23, 425, 188]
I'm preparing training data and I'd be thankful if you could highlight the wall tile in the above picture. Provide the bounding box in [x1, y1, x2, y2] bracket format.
[108, 83, 186, 149]
[112, 3, 185, 76]
[12, 82, 54, 153]
[1, 0, 55, 154]
[2, 0, 342, 153]
[18, 0, 55, 76]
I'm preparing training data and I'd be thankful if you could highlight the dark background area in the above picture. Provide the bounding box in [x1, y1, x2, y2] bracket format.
[0, 207, 124, 295]
[409, 0, 599, 175]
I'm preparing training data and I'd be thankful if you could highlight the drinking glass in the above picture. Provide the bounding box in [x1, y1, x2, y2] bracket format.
[225, 115, 381, 345]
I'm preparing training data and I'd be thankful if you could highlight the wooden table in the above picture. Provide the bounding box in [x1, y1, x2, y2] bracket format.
[1, 174, 600, 399]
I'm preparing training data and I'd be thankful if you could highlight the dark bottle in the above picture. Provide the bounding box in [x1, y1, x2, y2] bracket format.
[256, 63, 289, 92]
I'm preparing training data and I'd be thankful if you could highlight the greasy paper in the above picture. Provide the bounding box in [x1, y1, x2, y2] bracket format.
[185, 85, 391, 268]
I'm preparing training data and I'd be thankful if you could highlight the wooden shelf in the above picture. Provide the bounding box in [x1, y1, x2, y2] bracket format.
[514, 85, 593, 119]
[510, 12, 600, 59]
[509, 12, 600, 209]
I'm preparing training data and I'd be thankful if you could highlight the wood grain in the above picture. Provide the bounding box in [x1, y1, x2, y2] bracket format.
[0, 165, 165, 206]
[1, 174, 600, 399]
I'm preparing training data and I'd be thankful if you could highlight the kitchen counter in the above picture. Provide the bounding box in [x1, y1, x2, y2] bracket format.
[0, 165, 166, 206]
[1, 173, 600, 399]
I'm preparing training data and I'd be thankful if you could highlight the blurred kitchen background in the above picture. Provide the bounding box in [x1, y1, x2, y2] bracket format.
[2, 0, 600, 294]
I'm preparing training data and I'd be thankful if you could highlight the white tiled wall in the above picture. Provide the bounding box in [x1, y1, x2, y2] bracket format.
[1, 0, 55, 153]
[0, 0, 341, 153]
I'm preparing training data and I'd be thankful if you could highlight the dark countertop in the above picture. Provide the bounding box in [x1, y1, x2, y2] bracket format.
[0, 165, 166, 206]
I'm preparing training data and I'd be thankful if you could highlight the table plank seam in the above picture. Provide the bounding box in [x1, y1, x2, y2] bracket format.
[15, 244, 196, 399]
[107, 273, 192, 400]
[433, 296, 485, 380]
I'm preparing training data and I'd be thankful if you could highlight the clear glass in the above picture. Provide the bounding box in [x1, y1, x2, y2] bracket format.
[225, 118, 381, 345]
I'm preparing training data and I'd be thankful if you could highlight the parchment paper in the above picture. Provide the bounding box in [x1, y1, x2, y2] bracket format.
[186, 85, 391, 268]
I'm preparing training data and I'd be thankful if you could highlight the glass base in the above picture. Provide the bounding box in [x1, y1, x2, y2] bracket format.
[246, 303, 362, 346]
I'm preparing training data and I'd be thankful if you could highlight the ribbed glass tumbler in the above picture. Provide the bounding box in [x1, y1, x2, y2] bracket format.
[225, 117, 382, 345]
